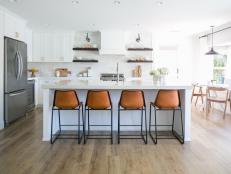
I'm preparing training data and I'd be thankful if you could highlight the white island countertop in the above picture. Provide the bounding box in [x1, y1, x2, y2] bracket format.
[42, 79, 192, 90]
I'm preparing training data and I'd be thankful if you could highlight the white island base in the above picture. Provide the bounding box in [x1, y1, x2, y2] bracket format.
[42, 80, 192, 142]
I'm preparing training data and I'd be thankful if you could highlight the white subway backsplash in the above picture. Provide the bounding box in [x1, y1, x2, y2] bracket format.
[28, 55, 153, 79]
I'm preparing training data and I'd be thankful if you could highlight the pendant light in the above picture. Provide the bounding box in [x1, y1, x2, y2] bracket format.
[86, 33, 90, 42]
[136, 33, 141, 42]
[205, 26, 219, 55]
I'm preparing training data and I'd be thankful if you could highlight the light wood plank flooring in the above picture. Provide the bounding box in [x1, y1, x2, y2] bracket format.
[1, 106, 231, 174]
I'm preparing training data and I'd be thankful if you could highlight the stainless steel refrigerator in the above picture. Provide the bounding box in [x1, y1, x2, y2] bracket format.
[4, 37, 27, 125]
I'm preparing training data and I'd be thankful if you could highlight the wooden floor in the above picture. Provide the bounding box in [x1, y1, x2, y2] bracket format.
[1, 106, 231, 174]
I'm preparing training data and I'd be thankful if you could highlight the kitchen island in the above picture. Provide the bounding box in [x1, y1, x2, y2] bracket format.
[42, 79, 192, 141]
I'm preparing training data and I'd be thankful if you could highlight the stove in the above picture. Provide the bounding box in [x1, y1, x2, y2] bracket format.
[100, 73, 125, 81]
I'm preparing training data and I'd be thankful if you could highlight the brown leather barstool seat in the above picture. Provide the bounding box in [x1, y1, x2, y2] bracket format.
[118, 90, 147, 144]
[86, 90, 111, 109]
[149, 90, 184, 144]
[50, 90, 84, 144]
[85, 90, 113, 144]
[154, 90, 180, 109]
[120, 90, 145, 109]
[54, 90, 80, 109]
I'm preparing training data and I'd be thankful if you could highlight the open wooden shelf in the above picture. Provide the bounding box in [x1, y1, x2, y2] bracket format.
[73, 59, 98, 63]
[73, 47, 99, 51]
[127, 60, 153, 63]
[127, 48, 153, 51]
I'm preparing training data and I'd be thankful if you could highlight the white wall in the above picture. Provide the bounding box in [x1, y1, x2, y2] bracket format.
[192, 36, 214, 84]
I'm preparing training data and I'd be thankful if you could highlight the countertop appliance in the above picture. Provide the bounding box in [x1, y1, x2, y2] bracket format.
[4, 37, 27, 126]
[100, 73, 125, 81]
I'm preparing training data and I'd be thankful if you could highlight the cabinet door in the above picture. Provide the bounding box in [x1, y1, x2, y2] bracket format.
[32, 33, 42, 61]
[25, 28, 33, 62]
[0, 10, 3, 35]
[54, 33, 65, 62]
[63, 33, 74, 62]
[4, 13, 16, 39]
[4, 13, 25, 41]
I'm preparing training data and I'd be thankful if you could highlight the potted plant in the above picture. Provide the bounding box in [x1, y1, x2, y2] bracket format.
[150, 67, 168, 83]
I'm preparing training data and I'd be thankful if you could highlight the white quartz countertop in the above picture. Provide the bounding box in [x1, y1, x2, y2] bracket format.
[42, 79, 192, 90]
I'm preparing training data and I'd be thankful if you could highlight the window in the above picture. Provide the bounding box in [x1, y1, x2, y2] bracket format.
[213, 54, 227, 84]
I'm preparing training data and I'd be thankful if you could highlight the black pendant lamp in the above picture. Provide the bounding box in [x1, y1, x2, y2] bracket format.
[205, 26, 219, 55]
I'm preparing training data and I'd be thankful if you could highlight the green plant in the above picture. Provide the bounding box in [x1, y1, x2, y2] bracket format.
[150, 67, 169, 77]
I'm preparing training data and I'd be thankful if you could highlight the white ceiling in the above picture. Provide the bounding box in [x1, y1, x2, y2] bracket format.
[0, 0, 231, 34]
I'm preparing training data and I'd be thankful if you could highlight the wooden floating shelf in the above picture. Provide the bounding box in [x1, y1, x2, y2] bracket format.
[127, 60, 153, 63]
[73, 59, 98, 63]
[127, 48, 153, 51]
[73, 47, 99, 51]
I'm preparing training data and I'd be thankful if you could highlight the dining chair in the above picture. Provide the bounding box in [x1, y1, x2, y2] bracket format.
[191, 83, 206, 106]
[206, 86, 229, 119]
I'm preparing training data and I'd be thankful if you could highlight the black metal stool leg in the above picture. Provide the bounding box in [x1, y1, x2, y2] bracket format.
[78, 107, 81, 144]
[144, 107, 148, 144]
[111, 107, 113, 144]
[50, 109, 54, 144]
[141, 108, 143, 136]
[172, 109, 175, 133]
[81, 104, 85, 144]
[118, 106, 120, 144]
[84, 107, 87, 144]
[154, 107, 157, 144]
[149, 104, 152, 134]
[58, 110, 61, 134]
[180, 109, 185, 144]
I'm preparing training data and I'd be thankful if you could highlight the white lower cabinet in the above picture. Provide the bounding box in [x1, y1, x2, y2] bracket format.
[32, 32, 74, 62]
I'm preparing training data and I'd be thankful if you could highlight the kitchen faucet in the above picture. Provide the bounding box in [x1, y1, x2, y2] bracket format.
[116, 62, 119, 83]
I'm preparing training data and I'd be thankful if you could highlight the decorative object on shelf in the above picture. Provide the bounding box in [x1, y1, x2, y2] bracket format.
[127, 56, 153, 63]
[150, 67, 168, 82]
[136, 33, 141, 43]
[86, 33, 91, 42]
[205, 26, 219, 55]
[55, 68, 71, 77]
[28, 68, 39, 77]
[132, 65, 142, 77]
[78, 67, 92, 77]
[127, 60, 153, 63]
[127, 48, 153, 51]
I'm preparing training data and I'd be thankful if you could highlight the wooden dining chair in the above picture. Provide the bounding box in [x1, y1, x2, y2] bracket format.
[191, 83, 206, 106]
[206, 86, 229, 119]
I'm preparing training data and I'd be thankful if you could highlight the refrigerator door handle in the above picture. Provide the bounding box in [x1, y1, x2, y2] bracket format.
[15, 51, 21, 80]
[9, 90, 26, 97]
[18, 51, 23, 78]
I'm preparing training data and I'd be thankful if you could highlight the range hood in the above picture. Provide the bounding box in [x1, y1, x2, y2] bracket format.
[100, 30, 125, 55]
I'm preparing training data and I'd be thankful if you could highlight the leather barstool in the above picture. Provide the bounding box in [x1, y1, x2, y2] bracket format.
[85, 90, 113, 144]
[149, 90, 184, 144]
[51, 90, 84, 144]
[118, 90, 147, 144]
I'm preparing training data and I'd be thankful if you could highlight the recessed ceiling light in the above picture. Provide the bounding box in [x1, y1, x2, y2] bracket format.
[72, 0, 79, 4]
[156, 1, 163, 6]
[114, 0, 121, 5]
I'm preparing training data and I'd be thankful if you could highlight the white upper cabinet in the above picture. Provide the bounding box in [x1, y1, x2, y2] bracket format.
[4, 12, 26, 41]
[32, 31, 74, 62]
[100, 30, 125, 55]
[0, 10, 3, 35]
[24, 28, 33, 62]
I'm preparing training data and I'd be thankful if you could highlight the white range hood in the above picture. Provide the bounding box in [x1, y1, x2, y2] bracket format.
[100, 30, 125, 55]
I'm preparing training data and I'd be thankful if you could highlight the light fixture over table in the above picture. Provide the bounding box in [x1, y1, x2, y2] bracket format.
[205, 26, 219, 55]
